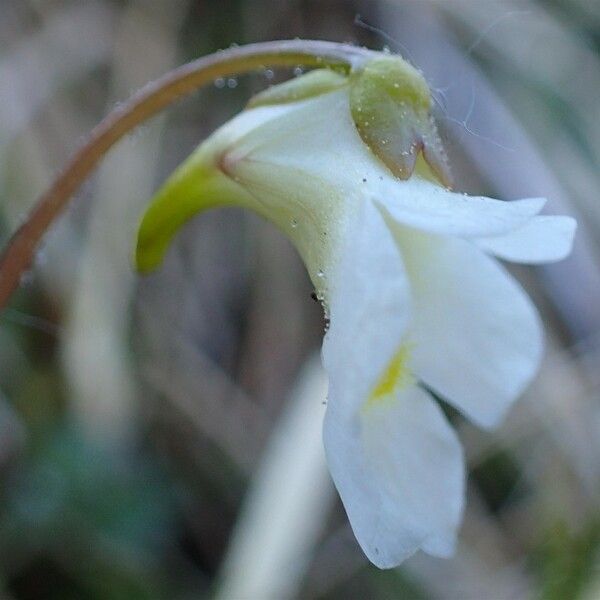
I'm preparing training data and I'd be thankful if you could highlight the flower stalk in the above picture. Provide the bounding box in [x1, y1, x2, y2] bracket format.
[0, 40, 372, 311]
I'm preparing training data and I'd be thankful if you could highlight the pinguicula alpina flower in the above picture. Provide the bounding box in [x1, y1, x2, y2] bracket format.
[135, 56, 576, 568]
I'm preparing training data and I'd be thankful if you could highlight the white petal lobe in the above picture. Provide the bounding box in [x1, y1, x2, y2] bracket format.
[323, 385, 464, 568]
[375, 181, 546, 238]
[474, 215, 577, 264]
[394, 228, 543, 429]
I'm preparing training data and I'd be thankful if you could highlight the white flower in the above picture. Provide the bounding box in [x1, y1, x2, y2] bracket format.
[135, 58, 576, 568]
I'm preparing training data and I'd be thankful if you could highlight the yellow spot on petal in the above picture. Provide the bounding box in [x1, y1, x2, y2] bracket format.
[364, 344, 414, 411]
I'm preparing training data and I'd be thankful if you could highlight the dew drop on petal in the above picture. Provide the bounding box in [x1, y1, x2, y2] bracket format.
[227, 78, 238, 88]
[214, 77, 225, 88]
[290, 217, 298, 228]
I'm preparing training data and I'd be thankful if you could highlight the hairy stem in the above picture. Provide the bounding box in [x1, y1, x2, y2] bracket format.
[0, 40, 372, 311]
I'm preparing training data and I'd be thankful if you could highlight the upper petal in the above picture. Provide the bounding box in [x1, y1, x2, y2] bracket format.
[394, 227, 543, 429]
[473, 215, 577, 264]
[375, 179, 546, 239]
[225, 90, 547, 244]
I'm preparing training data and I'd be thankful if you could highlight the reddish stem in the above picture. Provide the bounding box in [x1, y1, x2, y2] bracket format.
[0, 40, 369, 311]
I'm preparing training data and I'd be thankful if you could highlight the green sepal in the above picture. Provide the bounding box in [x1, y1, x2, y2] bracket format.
[247, 69, 348, 108]
[349, 56, 452, 187]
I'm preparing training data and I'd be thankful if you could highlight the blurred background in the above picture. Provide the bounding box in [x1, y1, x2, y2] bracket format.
[1, 0, 600, 598]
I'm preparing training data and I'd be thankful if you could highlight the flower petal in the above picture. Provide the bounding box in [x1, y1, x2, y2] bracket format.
[323, 384, 464, 568]
[321, 200, 464, 569]
[474, 215, 577, 264]
[375, 180, 546, 239]
[394, 228, 543, 429]
[321, 198, 410, 410]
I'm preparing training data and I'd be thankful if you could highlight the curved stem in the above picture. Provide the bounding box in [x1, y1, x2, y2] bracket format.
[0, 40, 372, 311]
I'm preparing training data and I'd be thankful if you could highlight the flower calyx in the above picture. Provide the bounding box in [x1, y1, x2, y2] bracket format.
[247, 55, 452, 187]
[349, 56, 452, 188]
